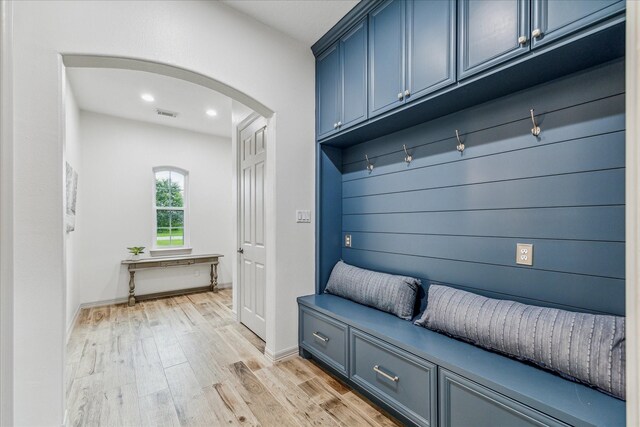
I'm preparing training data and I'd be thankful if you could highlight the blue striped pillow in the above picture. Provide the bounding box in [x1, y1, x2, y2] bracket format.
[325, 261, 420, 320]
[416, 285, 626, 400]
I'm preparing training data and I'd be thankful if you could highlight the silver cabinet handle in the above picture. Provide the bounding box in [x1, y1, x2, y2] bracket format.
[518, 35, 527, 45]
[373, 365, 399, 382]
[532, 28, 542, 39]
[337, 121, 342, 127]
[333, 123, 338, 129]
[312, 332, 329, 342]
[404, 89, 410, 97]
[397, 92, 403, 101]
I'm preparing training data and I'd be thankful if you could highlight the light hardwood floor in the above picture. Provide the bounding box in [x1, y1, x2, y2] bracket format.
[66, 289, 400, 426]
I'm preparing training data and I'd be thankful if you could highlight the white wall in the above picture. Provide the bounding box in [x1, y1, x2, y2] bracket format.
[64, 75, 82, 334]
[0, 2, 15, 425]
[6, 1, 315, 425]
[76, 111, 234, 305]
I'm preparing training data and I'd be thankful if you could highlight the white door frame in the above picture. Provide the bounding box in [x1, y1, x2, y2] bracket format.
[0, 1, 13, 425]
[234, 112, 264, 338]
[626, 2, 639, 424]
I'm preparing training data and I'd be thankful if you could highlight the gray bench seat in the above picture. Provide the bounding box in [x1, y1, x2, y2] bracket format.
[298, 293, 625, 427]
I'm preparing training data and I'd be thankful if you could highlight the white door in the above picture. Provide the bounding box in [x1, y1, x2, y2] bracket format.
[239, 117, 267, 340]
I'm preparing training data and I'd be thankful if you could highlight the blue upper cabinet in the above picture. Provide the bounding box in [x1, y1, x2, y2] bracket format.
[340, 19, 368, 130]
[406, 0, 456, 102]
[317, 19, 368, 140]
[458, 0, 530, 80]
[531, 0, 625, 48]
[317, 44, 341, 139]
[369, 0, 405, 117]
[370, 0, 456, 117]
[314, 0, 624, 144]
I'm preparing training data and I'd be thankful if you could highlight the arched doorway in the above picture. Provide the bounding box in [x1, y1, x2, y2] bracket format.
[61, 54, 276, 407]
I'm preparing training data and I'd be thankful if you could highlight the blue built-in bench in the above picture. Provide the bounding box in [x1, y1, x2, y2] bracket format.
[308, 0, 627, 425]
[298, 294, 625, 427]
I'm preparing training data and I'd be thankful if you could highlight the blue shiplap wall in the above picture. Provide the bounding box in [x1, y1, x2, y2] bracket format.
[335, 59, 625, 316]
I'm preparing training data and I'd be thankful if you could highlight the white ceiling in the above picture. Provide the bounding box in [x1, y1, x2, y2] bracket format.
[67, 67, 237, 138]
[66, 1, 358, 135]
[221, 0, 359, 46]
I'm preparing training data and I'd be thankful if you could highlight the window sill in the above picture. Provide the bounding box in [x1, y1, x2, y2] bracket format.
[149, 247, 193, 257]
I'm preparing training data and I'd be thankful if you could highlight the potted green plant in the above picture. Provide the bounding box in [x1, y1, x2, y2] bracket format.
[127, 246, 145, 261]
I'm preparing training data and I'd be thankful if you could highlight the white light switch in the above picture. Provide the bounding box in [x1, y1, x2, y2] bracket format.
[516, 243, 533, 266]
[296, 210, 311, 223]
[345, 234, 352, 247]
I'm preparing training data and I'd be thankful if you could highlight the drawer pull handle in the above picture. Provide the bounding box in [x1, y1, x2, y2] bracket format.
[161, 260, 195, 268]
[312, 332, 329, 342]
[373, 365, 399, 383]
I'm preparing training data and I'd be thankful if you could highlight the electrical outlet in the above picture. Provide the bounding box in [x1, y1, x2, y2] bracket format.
[345, 234, 352, 247]
[296, 210, 311, 223]
[516, 243, 533, 266]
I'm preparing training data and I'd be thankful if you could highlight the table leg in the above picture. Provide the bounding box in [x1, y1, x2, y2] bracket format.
[128, 270, 136, 306]
[210, 262, 219, 293]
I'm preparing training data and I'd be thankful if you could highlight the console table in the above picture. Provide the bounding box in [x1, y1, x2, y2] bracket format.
[121, 253, 223, 306]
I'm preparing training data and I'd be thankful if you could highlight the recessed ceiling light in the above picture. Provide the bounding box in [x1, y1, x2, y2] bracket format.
[141, 93, 155, 102]
[206, 109, 218, 117]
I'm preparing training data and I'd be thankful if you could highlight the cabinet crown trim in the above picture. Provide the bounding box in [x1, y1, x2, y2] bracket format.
[311, 0, 382, 56]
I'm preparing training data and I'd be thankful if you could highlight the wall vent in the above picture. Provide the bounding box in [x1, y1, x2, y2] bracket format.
[156, 109, 178, 118]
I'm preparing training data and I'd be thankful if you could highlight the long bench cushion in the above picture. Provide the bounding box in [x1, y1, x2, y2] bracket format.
[324, 261, 419, 320]
[415, 284, 626, 400]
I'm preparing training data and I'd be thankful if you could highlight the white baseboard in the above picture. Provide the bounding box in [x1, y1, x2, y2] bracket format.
[79, 297, 129, 310]
[264, 345, 299, 363]
[74, 283, 233, 313]
[66, 305, 82, 344]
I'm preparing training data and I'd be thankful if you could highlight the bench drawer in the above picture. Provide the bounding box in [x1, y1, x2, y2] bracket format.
[300, 306, 348, 375]
[350, 329, 437, 427]
[439, 369, 568, 427]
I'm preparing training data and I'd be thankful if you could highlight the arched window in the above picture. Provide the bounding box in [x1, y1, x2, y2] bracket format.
[153, 166, 189, 250]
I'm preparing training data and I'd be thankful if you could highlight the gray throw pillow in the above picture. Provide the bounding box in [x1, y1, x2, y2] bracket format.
[325, 261, 420, 320]
[415, 285, 626, 400]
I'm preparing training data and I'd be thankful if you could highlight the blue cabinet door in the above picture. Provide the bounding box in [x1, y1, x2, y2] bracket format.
[439, 369, 569, 427]
[531, 0, 625, 48]
[405, 0, 456, 102]
[369, 0, 405, 117]
[317, 43, 341, 139]
[350, 329, 437, 427]
[340, 19, 368, 131]
[458, 0, 530, 80]
[300, 306, 349, 376]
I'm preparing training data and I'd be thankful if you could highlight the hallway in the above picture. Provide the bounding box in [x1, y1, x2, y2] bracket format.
[65, 289, 398, 426]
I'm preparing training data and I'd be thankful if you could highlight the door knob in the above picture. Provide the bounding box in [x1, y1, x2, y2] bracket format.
[237, 248, 244, 254]
[337, 121, 342, 127]
[404, 89, 410, 97]
[532, 29, 542, 39]
[333, 123, 338, 129]
[397, 92, 403, 101]
[518, 35, 527, 45]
